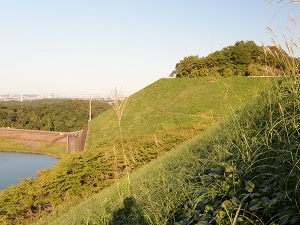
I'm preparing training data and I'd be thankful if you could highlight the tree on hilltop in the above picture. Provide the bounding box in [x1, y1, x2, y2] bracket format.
[169, 40, 293, 78]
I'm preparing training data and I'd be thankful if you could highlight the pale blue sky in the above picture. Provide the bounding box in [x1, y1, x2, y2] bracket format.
[0, 1, 299, 95]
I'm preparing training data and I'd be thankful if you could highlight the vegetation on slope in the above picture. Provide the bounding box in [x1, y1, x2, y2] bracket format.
[87, 76, 270, 148]
[175, 78, 300, 224]
[0, 77, 271, 224]
[35, 78, 300, 225]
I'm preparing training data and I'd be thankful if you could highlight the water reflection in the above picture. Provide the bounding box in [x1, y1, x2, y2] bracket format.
[0, 152, 58, 190]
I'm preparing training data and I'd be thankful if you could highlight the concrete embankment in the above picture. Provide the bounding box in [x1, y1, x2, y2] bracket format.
[0, 127, 88, 153]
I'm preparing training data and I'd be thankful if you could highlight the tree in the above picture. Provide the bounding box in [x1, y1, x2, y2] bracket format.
[170, 40, 292, 78]
[169, 55, 201, 78]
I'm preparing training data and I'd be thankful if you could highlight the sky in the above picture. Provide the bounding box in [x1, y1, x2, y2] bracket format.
[0, 1, 299, 96]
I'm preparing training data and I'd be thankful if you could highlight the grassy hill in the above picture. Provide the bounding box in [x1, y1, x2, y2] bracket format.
[87, 76, 270, 149]
[34, 78, 300, 225]
[0, 77, 276, 225]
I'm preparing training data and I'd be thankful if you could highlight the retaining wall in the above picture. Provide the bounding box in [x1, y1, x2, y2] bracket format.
[0, 127, 88, 153]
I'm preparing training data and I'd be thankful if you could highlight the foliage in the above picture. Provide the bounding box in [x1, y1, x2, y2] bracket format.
[0, 77, 271, 224]
[0, 126, 201, 225]
[0, 100, 110, 132]
[170, 40, 296, 78]
[33, 78, 300, 225]
[175, 78, 300, 225]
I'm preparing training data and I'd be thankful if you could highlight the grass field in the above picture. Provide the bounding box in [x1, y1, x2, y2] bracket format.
[0, 76, 280, 225]
[33, 78, 300, 225]
[87, 76, 272, 149]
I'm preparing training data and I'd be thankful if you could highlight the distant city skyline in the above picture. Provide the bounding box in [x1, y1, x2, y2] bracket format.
[0, 92, 112, 97]
[0, 92, 116, 101]
[0, 1, 299, 96]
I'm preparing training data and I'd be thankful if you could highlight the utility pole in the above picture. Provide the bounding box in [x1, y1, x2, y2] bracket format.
[89, 99, 92, 122]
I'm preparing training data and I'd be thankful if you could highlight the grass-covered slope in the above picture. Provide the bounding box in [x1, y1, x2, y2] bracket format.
[0, 77, 273, 225]
[87, 77, 270, 149]
[36, 78, 300, 225]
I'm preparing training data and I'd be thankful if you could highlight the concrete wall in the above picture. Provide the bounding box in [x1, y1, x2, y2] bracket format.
[0, 127, 88, 153]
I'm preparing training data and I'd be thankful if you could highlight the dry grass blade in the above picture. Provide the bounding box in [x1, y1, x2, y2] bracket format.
[279, 103, 285, 117]
[291, 45, 295, 56]
[270, 37, 277, 46]
[283, 34, 292, 54]
[274, 51, 280, 62]
[266, 26, 278, 38]
[262, 44, 267, 56]
[111, 87, 132, 195]
[290, 14, 298, 29]
[264, 13, 300, 77]
[265, 1, 300, 22]
[287, 25, 293, 35]
[294, 42, 299, 53]
[111, 87, 129, 126]
[264, 46, 275, 57]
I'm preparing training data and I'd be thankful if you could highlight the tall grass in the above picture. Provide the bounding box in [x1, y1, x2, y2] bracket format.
[264, 16, 299, 77]
[264, 0, 300, 77]
[32, 78, 283, 225]
[0, 77, 269, 225]
[174, 10, 300, 222]
[111, 88, 132, 196]
[34, 77, 300, 225]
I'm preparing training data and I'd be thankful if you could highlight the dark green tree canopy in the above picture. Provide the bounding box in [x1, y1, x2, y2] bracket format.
[170, 40, 295, 78]
[0, 100, 111, 132]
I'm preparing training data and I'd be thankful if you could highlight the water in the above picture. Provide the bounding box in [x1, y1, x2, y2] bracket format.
[0, 152, 58, 191]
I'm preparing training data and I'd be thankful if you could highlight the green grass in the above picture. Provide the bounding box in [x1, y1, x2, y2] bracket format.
[0, 76, 276, 224]
[87, 77, 272, 149]
[34, 78, 300, 225]
[0, 137, 68, 158]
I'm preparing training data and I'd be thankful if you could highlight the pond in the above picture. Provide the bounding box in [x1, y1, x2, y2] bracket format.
[0, 152, 58, 191]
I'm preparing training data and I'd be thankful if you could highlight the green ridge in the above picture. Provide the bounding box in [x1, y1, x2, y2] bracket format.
[87, 77, 270, 149]
[0, 76, 275, 224]
[36, 78, 300, 225]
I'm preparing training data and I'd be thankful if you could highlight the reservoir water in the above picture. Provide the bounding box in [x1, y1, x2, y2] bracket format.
[0, 152, 58, 191]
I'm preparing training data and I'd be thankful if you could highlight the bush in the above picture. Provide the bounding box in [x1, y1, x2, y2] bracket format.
[175, 78, 300, 224]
